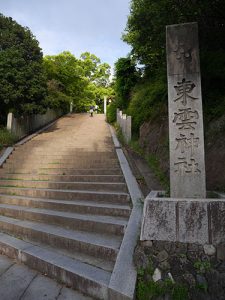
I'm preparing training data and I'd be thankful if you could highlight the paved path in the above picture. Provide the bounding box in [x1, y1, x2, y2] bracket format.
[0, 113, 131, 299]
[0, 254, 90, 300]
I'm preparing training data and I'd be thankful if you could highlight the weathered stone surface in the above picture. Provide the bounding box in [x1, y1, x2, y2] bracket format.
[157, 250, 169, 263]
[216, 243, 225, 261]
[141, 196, 225, 245]
[141, 240, 153, 256]
[178, 200, 208, 244]
[159, 260, 170, 271]
[141, 240, 153, 248]
[134, 239, 225, 300]
[167, 272, 175, 283]
[21, 274, 61, 300]
[210, 201, 225, 245]
[141, 198, 176, 241]
[167, 23, 200, 76]
[166, 22, 206, 198]
[152, 268, 161, 282]
[133, 247, 149, 269]
[174, 241, 188, 254]
[203, 244, 216, 256]
[182, 273, 196, 287]
[196, 274, 207, 286]
[0, 263, 37, 300]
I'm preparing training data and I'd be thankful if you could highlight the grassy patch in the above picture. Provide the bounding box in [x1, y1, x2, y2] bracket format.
[145, 154, 169, 192]
[0, 128, 16, 150]
[194, 260, 211, 274]
[113, 122, 169, 192]
[128, 137, 169, 191]
[137, 262, 188, 300]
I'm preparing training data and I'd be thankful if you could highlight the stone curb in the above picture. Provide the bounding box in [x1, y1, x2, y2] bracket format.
[108, 125, 143, 300]
[0, 147, 14, 168]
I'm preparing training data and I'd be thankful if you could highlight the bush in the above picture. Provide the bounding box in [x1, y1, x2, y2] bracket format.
[0, 128, 16, 150]
[127, 75, 167, 134]
[106, 101, 117, 123]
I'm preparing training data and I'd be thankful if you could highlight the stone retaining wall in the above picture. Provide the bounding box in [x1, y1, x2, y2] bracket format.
[134, 240, 225, 300]
[7, 110, 63, 140]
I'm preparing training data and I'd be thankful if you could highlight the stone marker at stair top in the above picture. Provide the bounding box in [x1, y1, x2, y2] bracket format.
[104, 95, 107, 114]
[166, 22, 206, 198]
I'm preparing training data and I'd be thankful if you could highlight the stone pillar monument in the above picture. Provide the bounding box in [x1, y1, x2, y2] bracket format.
[70, 102, 73, 113]
[104, 96, 107, 114]
[7, 112, 13, 131]
[166, 22, 206, 198]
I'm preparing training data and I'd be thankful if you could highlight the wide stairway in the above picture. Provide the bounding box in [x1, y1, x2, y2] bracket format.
[0, 114, 132, 299]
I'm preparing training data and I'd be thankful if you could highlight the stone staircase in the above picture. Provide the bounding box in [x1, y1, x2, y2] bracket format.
[0, 114, 132, 299]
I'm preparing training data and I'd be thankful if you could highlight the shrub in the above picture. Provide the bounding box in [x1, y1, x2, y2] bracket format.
[0, 128, 16, 150]
[106, 101, 117, 123]
[127, 75, 167, 134]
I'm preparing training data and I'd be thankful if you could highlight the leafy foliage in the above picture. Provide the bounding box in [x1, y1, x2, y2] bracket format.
[122, 0, 225, 124]
[0, 14, 47, 123]
[123, 0, 225, 70]
[127, 75, 167, 133]
[137, 262, 188, 300]
[43, 51, 114, 112]
[114, 57, 139, 110]
[106, 101, 117, 123]
[0, 128, 16, 150]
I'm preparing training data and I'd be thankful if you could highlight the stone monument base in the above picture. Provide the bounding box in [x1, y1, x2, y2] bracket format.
[141, 191, 225, 245]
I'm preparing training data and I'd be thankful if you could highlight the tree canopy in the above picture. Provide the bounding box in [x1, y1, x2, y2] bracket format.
[0, 13, 47, 122]
[114, 57, 139, 110]
[118, 0, 225, 128]
[0, 13, 114, 124]
[44, 51, 114, 112]
[123, 0, 225, 72]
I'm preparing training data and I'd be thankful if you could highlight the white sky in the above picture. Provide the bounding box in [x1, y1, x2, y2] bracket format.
[0, 0, 132, 68]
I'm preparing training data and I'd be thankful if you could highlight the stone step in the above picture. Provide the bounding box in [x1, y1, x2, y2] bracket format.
[0, 194, 131, 217]
[0, 216, 120, 263]
[0, 187, 130, 204]
[13, 148, 116, 155]
[0, 168, 123, 176]
[11, 151, 117, 159]
[0, 173, 125, 183]
[7, 157, 119, 164]
[0, 204, 127, 235]
[0, 179, 127, 193]
[0, 233, 110, 299]
[3, 162, 120, 170]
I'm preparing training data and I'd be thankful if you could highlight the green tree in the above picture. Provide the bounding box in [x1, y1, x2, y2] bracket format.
[123, 0, 225, 121]
[44, 51, 114, 112]
[80, 52, 111, 86]
[0, 14, 47, 123]
[123, 0, 225, 71]
[114, 57, 139, 110]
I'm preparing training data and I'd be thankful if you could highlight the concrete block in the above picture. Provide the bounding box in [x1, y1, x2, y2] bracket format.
[216, 243, 225, 261]
[210, 201, 225, 245]
[140, 196, 225, 245]
[178, 200, 208, 244]
[126, 116, 132, 142]
[141, 198, 176, 241]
